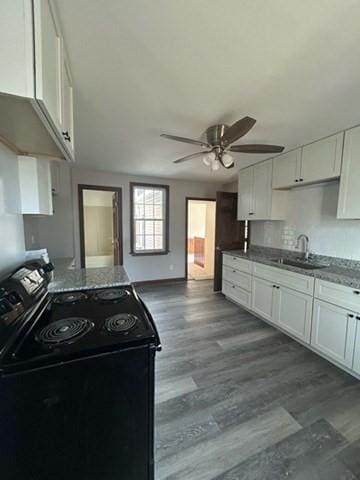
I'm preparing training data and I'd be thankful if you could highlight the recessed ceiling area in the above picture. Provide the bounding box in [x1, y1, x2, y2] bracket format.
[55, 0, 360, 182]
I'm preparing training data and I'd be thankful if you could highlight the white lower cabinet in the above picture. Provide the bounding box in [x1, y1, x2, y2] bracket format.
[275, 286, 313, 343]
[222, 258, 360, 378]
[251, 277, 275, 322]
[222, 280, 251, 309]
[353, 323, 360, 375]
[311, 299, 357, 369]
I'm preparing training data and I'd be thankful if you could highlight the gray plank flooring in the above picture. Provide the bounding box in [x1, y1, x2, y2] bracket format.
[137, 280, 360, 480]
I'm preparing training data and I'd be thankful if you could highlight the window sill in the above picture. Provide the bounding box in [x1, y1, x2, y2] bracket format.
[129, 250, 170, 257]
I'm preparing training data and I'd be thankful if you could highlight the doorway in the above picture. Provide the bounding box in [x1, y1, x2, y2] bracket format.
[186, 198, 216, 280]
[78, 185, 123, 268]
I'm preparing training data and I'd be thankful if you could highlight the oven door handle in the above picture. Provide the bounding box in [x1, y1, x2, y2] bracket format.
[138, 297, 162, 352]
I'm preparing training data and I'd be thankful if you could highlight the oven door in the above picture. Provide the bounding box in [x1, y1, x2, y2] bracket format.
[0, 344, 155, 480]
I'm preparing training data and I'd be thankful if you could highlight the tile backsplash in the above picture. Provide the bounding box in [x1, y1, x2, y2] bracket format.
[250, 181, 360, 261]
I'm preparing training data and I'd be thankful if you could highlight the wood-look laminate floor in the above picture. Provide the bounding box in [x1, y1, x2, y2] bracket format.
[137, 280, 360, 480]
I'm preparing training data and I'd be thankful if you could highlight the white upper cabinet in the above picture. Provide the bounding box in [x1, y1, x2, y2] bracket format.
[0, 0, 74, 162]
[61, 54, 75, 156]
[252, 161, 273, 219]
[18, 156, 53, 215]
[237, 160, 287, 221]
[237, 156, 254, 220]
[272, 133, 343, 189]
[0, 0, 34, 98]
[272, 149, 301, 189]
[337, 125, 360, 219]
[33, 0, 63, 132]
[300, 133, 343, 184]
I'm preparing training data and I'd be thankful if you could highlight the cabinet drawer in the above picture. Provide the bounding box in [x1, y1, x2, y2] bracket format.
[223, 254, 252, 274]
[222, 280, 252, 309]
[315, 279, 360, 312]
[252, 262, 314, 295]
[222, 266, 252, 292]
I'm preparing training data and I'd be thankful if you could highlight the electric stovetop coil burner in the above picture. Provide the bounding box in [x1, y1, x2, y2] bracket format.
[105, 313, 138, 333]
[36, 317, 94, 344]
[54, 292, 88, 304]
[94, 288, 130, 303]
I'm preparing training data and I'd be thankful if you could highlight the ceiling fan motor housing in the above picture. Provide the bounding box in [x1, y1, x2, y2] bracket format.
[206, 124, 229, 147]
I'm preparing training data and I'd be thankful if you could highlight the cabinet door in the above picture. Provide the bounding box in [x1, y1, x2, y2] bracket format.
[33, 0, 62, 132]
[0, 0, 34, 97]
[61, 53, 75, 157]
[352, 320, 360, 375]
[337, 126, 360, 219]
[252, 161, 272, 219]
[251, 276, 275, 322]
[272, 149, 301, 189]
[237, 167, 253, 220]
[275, 286, 313, 343]
[300, 133, 343, 184]
[311, 299, 357, 368]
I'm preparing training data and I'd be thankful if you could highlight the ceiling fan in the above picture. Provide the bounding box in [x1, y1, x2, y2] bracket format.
[160, 116, 284, 171]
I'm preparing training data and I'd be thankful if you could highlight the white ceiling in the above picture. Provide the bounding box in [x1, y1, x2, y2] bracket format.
[55, 0, 360, 183]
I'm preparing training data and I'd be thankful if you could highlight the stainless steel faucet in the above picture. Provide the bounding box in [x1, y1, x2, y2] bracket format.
[296, 234, 310, 261]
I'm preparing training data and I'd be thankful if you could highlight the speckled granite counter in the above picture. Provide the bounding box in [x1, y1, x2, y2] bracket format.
[48, 262, 131, 293]
[224, 247, 360, 290]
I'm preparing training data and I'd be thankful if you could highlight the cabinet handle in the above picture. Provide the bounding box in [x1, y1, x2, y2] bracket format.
[295, 179, 299, 183]
[249, 212, 254, 216]
[299, 178, 304, 182]
[356, 316, 360, 320]
[354, 290, 360, 295]
[232, 270, 236, 273]
[348, 314, 354, 318]
[62, 131, 71, 142]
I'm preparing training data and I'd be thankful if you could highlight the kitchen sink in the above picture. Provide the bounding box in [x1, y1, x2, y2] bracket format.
[271, 258, 329, 270]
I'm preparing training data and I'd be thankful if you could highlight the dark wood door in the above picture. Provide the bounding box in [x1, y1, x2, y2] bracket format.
[112, 192, 121, 265]
[214, 191, 248, 291]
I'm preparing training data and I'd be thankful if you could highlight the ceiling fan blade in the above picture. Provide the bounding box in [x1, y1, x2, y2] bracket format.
[230, 144, 285, 154]
[221, 116, 256, 146]
[173, 151, 211, 164]
[161, 134, 209, 148]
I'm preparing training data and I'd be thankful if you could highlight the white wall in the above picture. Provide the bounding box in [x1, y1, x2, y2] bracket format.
[0, 143, 25, 275]
[188, 202, 207, 238]
[250, 181, 360, 260]
[23, 161, 74, 259]
[72, 167, 219, 281]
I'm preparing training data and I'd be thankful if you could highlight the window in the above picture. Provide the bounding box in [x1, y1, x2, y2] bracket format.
[130, 183, 169, 255]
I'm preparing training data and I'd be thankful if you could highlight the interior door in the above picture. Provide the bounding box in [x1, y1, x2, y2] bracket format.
[112, 192, 121, 265]
[214, 192, 248, 291]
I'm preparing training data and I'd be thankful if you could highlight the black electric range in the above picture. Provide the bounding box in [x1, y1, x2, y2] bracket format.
[0, 263, 161, 480]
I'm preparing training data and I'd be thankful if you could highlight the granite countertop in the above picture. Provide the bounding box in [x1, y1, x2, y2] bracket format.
[48, 261, 131, 293]
[224, 247, 360, 290]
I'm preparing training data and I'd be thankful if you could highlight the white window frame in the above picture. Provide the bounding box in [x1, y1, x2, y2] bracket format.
[130, 183, 169, 255]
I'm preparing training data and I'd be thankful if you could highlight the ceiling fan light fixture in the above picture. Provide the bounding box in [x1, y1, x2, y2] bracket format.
[202, 151, 216, 167]
[211, 159, 220, 171]
[222, 152, 234, 168]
